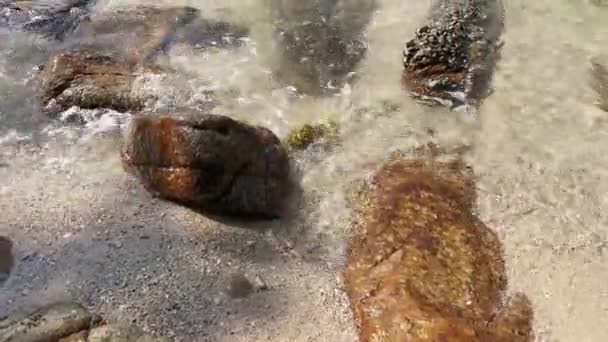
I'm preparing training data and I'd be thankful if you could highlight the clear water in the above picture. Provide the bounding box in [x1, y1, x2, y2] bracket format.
[1, 0, 607, 341]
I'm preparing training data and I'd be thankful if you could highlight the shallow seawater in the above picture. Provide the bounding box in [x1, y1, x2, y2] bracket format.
[1, 0, 608, 341]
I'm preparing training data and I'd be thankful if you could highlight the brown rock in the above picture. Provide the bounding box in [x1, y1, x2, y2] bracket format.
[0, 302, 98, 342]
[40, 49, 146, 113]
[344, 151, 534, 341]
[121, 113, 290, 218]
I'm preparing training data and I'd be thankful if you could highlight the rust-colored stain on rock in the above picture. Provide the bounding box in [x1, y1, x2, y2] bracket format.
[344, 156, 533, 341]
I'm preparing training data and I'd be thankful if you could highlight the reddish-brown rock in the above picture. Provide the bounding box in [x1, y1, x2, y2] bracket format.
[121, 113, 290, 218]
[344, 152, 534, 341]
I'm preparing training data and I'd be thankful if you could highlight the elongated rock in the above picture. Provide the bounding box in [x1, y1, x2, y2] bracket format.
[590, 57, 608, 112]
[121, 113, 290, 218]
[402, 0, 505, 110]
[0, 302, 97, 342]
[344, 152, 533, 341]
[0, 236, 13, 286]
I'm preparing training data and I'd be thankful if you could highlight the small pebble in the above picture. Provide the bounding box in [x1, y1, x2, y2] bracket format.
[226, 273, 254, 298]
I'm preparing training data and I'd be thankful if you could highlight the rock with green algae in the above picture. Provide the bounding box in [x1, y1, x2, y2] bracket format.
[343, 146, 534, 342]
[285, 120, 339, 151]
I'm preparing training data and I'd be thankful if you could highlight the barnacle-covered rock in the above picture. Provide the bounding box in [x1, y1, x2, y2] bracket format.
[344, 147, 534, 341]
[121, 113, 291, 218]
[402, 0, 505, 110]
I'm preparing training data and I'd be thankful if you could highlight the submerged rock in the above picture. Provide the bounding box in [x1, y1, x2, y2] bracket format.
[402, 0, 505, 110]
[0, 0, 93, 40]
[40, 49, 147, 113]
[66, 5, 249, 62]
[270, 0, 375, 95]
[590, 57, 608, 112]
[0, 302, 98, 342]
[0, 302, 167, 342]
[0, 236, 13, 286]
[121, 113, 290, 218]
[344, 149, 534, 341]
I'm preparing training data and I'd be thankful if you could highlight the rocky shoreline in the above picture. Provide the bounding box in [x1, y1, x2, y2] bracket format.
[2, 0, 607, 341]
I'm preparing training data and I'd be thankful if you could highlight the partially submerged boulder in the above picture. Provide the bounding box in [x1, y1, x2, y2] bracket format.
[402, 0, 504, 110]
[40, 49, 147, 113]
[35, 5, 250, 113]
[344, 150, 534, 341]
[121, 113, 290, 218]
[269, 0, 375, 95]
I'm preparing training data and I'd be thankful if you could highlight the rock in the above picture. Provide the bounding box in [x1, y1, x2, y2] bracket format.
[88, 324, 170, 342]
[226, 273, 254, 298]
[590, 57, 608, 112]
[59, 330, 88, 342]
[121, 113, 291, 218]
[66, 5, 249, 62]
[269, 0, 375, 95]
[402, 0, 505, 110]
[0, 0, 93, 39]
[39, 49, 148, 113]
[285, 120, 339, 151]
[0, 302, 99, 342]
[343, 148, 534, 341]
[0, 236, 13, 286]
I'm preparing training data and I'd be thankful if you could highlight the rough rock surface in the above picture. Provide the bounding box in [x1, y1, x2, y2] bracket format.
[0, 302, 167, 342]
[39, 49, 147, 113]
[121, 113, 290, 218]
[402, 0, 504, 110]
[269, 0, 375, 95]
[343, 152, 534, 341]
